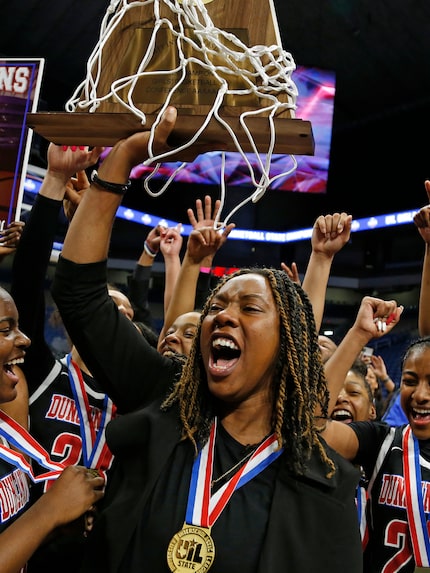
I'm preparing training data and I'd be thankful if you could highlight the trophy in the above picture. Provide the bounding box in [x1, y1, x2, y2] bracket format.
[27, 0, 314, 159]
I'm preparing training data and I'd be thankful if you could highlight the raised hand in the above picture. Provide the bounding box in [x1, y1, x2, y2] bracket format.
[159, 224, 184, 259]
[311, 212, 352, 257]
[187, 195, 221, 230]
[413, 180, 430, 244]
[0, 221, 25, 260]
[185, 224, 235, 266]
[47, 144, 104, 181]
[280, 261, 301, 285]
[63, 170, 91, 221]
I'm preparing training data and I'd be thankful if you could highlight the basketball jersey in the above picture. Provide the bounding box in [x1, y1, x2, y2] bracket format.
[364, 425, 430, 572]
[0, 443, 30, 532]
[28, 356, 115, 499]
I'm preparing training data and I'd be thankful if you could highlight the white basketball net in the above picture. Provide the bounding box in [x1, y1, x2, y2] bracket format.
[65, 0, 300, 227]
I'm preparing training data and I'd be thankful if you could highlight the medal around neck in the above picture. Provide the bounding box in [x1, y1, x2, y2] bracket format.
[167, 524, 215, 572]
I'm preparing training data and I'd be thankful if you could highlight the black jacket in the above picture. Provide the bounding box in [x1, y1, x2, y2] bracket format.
[52, 256, 363, 573]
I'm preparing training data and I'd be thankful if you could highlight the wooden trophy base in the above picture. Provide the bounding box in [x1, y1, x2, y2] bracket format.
[26, 112, 314, 157]
[27, 0, 314, 158]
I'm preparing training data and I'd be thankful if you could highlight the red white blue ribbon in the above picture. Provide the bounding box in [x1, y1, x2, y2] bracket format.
[186, 418, 283, 527]
[402, 424, 430, 567]
[356, 484, 369, 549]
[66, 353, 114, 472]
[0, 410, 64, 483]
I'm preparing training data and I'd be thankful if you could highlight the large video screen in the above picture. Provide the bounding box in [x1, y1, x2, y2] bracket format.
[129, 65, 335, 194]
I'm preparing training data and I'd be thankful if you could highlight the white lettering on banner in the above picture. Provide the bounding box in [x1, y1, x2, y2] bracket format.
[0, 66, 31, 95]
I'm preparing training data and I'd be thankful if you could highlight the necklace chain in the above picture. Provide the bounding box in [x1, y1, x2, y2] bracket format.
[211, 447, 256, 488]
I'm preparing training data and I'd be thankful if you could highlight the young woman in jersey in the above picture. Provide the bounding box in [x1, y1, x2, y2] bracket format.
[322, 325, 430, 572]
[10, 143, 118, 573]
[0, 285, 104, 573]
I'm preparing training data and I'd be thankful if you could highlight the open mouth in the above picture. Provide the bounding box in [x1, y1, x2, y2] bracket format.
[3, 357, 24, 382]
[410, 408, 430, 425]
[210, 337, 241, 373]
[161, 347, 176, 357]
[331, 409, 353, 423]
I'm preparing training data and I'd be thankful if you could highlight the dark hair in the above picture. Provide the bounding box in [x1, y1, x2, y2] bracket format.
[133, 321, 159, 348]
[402, 336, 430, 368]
[162, 267, 335, 478]
[350, 358, 374, 404]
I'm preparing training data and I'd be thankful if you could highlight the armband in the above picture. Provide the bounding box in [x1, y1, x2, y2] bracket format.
[144, 241, 157, 258]
[90, 170, 131, 195]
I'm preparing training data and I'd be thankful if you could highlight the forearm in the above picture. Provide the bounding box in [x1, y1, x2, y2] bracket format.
[160, 252, 201, 339]
[0, 497, 62, 573]
[380, 375, 395, 394]
[418, 244, 430, 336]
[39, 169, 69, 200]
[324, 326, 371, 415]
[10, 195, 60, 387]
[127, 266, 152, 324]
[302, 251, 334, 332]
[61, 141, 134, 264]
[163, 254, 182, 317]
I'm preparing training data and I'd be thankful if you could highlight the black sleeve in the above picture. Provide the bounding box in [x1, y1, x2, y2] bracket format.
[195, 270, 213, 311]
[127, 264, 153, 327]
[348, 420, 392, 478]
[10, 194, 60, 392]
[52, 255, 180, 414]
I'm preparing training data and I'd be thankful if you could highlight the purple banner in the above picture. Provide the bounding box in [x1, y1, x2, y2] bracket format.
[0, 59, 44, 224]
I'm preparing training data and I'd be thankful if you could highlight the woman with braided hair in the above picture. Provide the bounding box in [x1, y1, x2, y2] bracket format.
[51, 106, 402, 573]
[161, 266, 334, 478]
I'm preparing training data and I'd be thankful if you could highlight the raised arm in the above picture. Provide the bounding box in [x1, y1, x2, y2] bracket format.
[59, 108, 180, 264]
[302, 212, 352, 332]
[10, 145, 103, 390]
[370, 353, 395, 395]
[52, 107, 203, 410]
[320, 296, 403, 460]
[324, 296, 403, 418]
[413, 180, 430, 336]
[158, 223, 234, 345]
[127, 223, 167, 327]
[158, 194, 234, 342]
[159, 224, 183, 318]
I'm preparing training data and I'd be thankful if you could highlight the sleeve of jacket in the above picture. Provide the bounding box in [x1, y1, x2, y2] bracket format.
[127, 264, 153, 327]
[52, 255, 180, 414]
[10, 194, 60, 392]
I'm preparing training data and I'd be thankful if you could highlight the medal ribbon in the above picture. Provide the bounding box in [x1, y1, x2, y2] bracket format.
[356, 485, 369, 549]
[0, 410, 64, 483]
[187, 418, 283, 527]
[402, 424, 430, 567]
[66, 353, 114, 469]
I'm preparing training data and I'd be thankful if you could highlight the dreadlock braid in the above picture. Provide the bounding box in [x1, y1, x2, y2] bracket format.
[161, 267, 336, 477]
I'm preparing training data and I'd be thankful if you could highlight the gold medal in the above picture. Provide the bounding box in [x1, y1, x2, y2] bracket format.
[167, 523, 215, 572]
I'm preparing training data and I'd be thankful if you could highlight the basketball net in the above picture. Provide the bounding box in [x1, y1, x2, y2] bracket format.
[65, 0, 300, 227]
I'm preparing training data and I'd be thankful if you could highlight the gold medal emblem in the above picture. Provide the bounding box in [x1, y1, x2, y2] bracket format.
[167, 524, 215, 572]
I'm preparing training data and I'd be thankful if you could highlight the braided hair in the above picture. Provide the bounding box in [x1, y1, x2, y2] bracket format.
[161, 267, 336, 477]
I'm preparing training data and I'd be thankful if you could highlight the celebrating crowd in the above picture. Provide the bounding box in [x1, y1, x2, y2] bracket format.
[0, 105, 429, 573]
